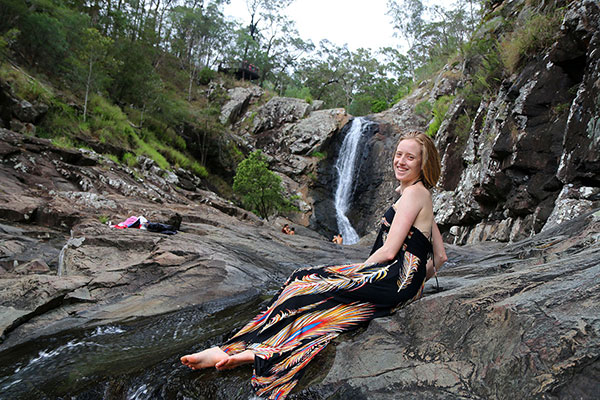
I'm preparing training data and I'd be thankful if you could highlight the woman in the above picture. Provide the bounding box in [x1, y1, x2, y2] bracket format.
[181, 131, 447, 399]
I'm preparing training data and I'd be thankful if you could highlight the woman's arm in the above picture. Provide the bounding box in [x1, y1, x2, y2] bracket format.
[364, 187, 424, 265]
[425, 221, 447, 281]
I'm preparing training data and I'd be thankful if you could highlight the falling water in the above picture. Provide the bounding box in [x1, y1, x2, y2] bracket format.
[333, 117, 370, 245]
[57, 231, 85, 277]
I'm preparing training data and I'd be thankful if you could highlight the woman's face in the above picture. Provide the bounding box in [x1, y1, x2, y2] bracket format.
[393, 138, 422, 183]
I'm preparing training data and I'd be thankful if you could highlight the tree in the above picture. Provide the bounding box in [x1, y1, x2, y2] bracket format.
[76, 27, 114, 121]
[387, 0, 425, 78]
[233, 150, 292, 220]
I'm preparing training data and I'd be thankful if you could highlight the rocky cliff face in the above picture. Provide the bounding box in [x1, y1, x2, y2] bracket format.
[339, 0, 600, 245]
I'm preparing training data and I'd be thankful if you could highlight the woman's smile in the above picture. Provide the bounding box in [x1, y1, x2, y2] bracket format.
[393, 138, 422, 184]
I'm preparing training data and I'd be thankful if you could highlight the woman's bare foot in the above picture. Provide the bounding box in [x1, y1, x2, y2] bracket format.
[180, 347, 229, 370]
[215, 349, 255, 370]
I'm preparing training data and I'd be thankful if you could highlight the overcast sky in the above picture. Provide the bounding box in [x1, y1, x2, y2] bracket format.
[223, 0, 457, 53]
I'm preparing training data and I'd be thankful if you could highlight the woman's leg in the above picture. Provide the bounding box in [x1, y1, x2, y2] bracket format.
[180, 346, 229, 370]
[215, 349, 255, 370]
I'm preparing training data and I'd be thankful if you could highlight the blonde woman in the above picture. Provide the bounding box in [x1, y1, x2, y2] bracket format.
[181, 131, 447, 399]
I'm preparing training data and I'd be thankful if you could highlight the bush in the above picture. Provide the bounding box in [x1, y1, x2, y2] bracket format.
[284, 86, 313, 102]
[122, 152, 138, 168]
[233, 150, 292, 220]
[190, 162, 208, 178]
[88, 95, 136, 145]
[370, 99, 388, 113]
[310, 151, 327, 159]
[198, 67, 215, 85]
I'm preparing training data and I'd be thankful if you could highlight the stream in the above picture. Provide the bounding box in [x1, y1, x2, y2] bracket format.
[0, 297, 268, 400]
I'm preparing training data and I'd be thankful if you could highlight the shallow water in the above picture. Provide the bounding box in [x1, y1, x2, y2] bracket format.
[0, 297, 267, 400]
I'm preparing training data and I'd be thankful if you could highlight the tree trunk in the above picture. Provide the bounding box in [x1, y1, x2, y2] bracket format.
[83, 55, 94, 122]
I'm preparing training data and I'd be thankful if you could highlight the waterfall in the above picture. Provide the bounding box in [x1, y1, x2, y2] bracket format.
[57, 231, 85, 277]
[333, 117, 370, 245]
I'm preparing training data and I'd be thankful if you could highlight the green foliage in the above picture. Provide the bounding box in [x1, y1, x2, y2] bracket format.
[104, 154, 120, 164]
[0, 63, 54, 104]
[551, 102, 570, 118]
[456, 36, 502, 114]
[310, 151, 327, 160]
[98, 215, 109, 224]
[131, 132, 170, 170]
[348, 95, 375, 116]
[414, 100, 432, 117]
[38, 97, 79, 138]
[500, 8, 564, 74]
[122, 152, 138, 168]
[426, 95, 454, 137]
[198, 67, 216, 85]
[233, 150, 291, 220]
[0, 28, 19, 58]
[190, 162, 209, 178]
[51, 135, 76, 148]
[284, 86, 313, 101]
[87, 95, 136, 147]
[370, 99, 389, 113]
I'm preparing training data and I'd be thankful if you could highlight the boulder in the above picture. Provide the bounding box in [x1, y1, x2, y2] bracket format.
[252, 96, 311, 134]
[282, 108, 349, 155]
[220, 86, 263, 125]
[543, 184, 600, 231]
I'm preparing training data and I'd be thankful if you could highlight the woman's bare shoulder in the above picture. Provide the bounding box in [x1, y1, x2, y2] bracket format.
[399, 184, 430, 200]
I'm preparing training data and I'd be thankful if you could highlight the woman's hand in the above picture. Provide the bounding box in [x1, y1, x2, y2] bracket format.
[425, 222, 447, 281]
[363, 186, 425, 265]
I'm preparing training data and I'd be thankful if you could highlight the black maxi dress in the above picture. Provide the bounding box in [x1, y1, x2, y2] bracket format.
[221, 205, 432, 399]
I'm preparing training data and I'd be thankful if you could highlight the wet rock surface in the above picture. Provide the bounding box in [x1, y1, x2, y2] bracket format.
[0, 128, 365, 350]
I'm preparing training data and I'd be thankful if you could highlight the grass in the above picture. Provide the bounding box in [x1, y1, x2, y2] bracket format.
[0, 62, 54, 103]
[310, 151, 327, 160]
[426, 95, 454, 137]
[500, 7, 565, 74]
[51, 135, 76, 148]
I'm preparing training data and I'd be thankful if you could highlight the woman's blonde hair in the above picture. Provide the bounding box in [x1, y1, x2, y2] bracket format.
[397, 131, 441, 189]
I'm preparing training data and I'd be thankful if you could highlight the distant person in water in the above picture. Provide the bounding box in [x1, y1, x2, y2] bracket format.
[289, 227, 295, 235]
[281, 224, 290, 234]
[332, 233, 343, 244]
[181, 131, 448, 399]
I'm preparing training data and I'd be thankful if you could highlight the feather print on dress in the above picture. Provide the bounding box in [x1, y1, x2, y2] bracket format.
[397, 251, 420, 292]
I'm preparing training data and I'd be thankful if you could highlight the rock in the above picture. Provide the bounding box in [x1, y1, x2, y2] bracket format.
[64, 287, 94, 302]
[220, 86, 263, 125]
[14, 259, 50, 274]
[310, 100, 325, 111]
[0, 274, 90, 340]
[430, 63, 462, 102]
[283, 108, 349, 155]
[252, 97, 311, 134]
[542, 184, 600, 230]
[12, 99, 40, 123]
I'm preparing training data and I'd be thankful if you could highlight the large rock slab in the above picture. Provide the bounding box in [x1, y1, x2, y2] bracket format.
[220, 86, 263, 125]
[282, 108, 349, 155]
[304, 209, 600, 399]
[252, 96, 311, 134]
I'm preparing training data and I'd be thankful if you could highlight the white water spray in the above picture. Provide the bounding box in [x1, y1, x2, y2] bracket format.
[333, 117, 370, 245]
[57, 231, 85, 277]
